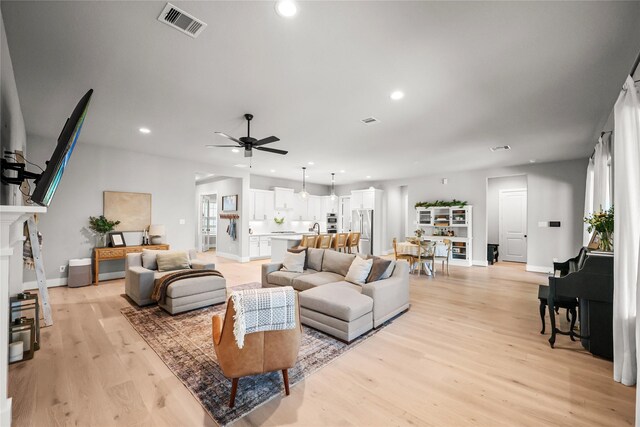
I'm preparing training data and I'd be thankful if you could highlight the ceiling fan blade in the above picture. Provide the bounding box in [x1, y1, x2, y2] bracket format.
[206, 145, 240, 148]
[255, 146, 288, 155]
[214, 132, 243, 145]
[253, 136, 280, 146]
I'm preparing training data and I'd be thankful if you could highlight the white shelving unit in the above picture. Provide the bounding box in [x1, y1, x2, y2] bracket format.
[415, 205, 473, 266]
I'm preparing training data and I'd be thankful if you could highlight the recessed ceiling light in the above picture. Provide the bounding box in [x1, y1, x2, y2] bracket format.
[270, 169, 276, 173]
[340, 170, 346, 173]
[390, 91, 404, 101]
[529, 159, 536, 163]
[234, 164, 248, 168]
[366, 175, 372, 179]
[231, 148, 240, 153]
[139, 127, 151, 134]
[308, 161, 314, 165]
[275, 0, 297, 18]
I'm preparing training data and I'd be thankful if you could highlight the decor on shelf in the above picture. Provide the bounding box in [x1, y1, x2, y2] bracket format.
[585, 206, 614, 251]
[299, 166, 308, 199]
[222, 194, 238, 211]
[88, 215, 120, 247]
[109, 232, 126, 247]
[148, 224, 166, 244]
[415, 199, 468, 209]
[414, 228, 424, 239]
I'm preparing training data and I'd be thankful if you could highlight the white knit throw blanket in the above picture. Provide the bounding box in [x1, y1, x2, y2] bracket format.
[230, 286, 296, 349]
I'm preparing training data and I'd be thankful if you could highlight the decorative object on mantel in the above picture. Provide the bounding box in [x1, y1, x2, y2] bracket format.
[88, 215, 121, 247]
[585, 206, 614, 251]
[148, 224, 166, 244]
[415, 199, 468, 209]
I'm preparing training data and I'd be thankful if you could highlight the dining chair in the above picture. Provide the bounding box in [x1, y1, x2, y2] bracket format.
[433, 239, 452, 276]
[417, 241, 436, 276]
[300, 235, 318, 248]
[346, 232, 361, 254]
[333, 233, 349, 252]
[316, 234, 332, 249]
[393, 238, 415, 273]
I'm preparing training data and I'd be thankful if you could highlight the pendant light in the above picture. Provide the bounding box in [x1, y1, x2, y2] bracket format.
[330, 172, 336, 201]
[300, 166, 308, 199]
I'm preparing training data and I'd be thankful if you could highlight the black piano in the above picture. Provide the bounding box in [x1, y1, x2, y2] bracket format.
[547, 247, 614, 359]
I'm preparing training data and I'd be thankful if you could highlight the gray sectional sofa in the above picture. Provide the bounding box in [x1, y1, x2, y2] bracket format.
[262, 248, 410, 342]
[125, 249, 227, 314]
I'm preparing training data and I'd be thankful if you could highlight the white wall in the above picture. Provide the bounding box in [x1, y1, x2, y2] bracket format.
[337, 158, 587, 271]
[486, 174, 528, 244]
[196, 177, 244, 261]
[250, 174, 330, 195]
[24, 136, 249, 287]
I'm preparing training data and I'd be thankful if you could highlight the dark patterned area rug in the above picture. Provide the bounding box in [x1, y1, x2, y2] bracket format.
[121, 282, 387, 426]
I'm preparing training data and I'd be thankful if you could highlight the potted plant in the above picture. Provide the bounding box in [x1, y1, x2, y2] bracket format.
[585, 206, 614, 252]
[88, 215, 120, 247]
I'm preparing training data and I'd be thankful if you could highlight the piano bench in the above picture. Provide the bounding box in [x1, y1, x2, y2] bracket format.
[538, 285, 578, 335]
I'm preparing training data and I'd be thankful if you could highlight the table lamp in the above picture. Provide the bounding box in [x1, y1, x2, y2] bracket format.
[148, 224, 166, 244]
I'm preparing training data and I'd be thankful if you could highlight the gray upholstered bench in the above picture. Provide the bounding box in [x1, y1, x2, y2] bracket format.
[299, 282, 374, 343]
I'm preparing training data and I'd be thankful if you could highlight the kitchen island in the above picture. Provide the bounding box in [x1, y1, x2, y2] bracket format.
[270, 235, 302, 263]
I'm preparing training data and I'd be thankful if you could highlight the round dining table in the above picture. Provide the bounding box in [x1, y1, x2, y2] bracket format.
[397, 241, 435, 275]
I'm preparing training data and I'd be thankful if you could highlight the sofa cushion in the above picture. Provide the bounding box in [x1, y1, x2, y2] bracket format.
[165, 275, 226, 298]
[291, 271, 345, 291]
[268, 269, 316, 287]
[156, 251, 191, 272]
[142, 249, 195, 270]
[345, 256, 373, 285]
[287, 247, 308, 270]
[307, 248, 325, 272]
[322, 250, 356, 276]
[299, 283, 373, 322]
[282, 250, 306, 273]
[366, 257, 393, 283]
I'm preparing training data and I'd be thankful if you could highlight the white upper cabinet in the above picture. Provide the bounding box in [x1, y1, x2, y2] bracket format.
[274, 187, 294, 210]
[249, 190, 274, 221]
[307, 196, 322, 221]
[351, 189, 376, 210]
[321, 196, 338, 218]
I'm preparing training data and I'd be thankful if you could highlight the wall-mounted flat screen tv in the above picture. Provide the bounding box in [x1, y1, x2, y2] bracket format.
[31, 89, 93, 206]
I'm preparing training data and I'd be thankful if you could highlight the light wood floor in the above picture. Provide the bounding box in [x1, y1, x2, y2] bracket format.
[9, 256, 635, 426]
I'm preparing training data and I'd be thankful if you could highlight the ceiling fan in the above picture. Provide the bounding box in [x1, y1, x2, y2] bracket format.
[208, 114, 287, 158]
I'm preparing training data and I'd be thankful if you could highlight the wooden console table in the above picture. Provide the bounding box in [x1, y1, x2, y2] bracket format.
[92, 244, 169, 285]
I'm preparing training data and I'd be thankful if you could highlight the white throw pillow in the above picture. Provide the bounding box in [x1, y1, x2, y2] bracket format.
[345, 256, 374, 285]
[282, 251, 306, 273]
[380, 260, 396, 280]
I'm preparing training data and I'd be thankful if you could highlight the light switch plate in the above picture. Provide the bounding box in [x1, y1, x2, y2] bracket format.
[179, 219, 186, 225]
[538, 221, 547, 228]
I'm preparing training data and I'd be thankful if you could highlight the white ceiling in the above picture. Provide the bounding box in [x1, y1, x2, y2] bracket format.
[2, 1, 640, 185]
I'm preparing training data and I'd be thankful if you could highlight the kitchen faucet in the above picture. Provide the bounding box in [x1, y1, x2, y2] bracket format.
[309, 222, 320, 235]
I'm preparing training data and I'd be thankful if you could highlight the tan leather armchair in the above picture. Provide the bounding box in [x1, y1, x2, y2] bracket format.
[212, 295, 302, 407]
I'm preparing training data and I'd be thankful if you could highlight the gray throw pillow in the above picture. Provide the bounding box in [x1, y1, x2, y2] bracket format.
[156, 251, 190, 272]
[322, 250, 356, 277]
[380, 260, 396, 280]
[366, 257, 393, 283]
[307, 248, 324, 271]
[287, 247, 308, 270]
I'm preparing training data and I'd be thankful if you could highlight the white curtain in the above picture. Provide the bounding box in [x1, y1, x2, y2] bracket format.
[613, 75, 640, 390]
[593, 136, 613, 211]
[583, 158, 595, 246]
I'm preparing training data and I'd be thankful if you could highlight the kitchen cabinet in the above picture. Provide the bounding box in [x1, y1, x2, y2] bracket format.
[274, 187, 294, 210]
[307, 196, 322, 221]
[250, 236, 260, 258]
[249, 190, 274, 221]
[351, 189, 376, 210]
[322, 196, 338, 217]
[259, 236, 271, 257]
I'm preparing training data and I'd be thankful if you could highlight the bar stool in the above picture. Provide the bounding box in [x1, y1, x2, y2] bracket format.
[332, 233, 349, 252]
[300, 235, 318, 248]
[346, 232, 361, 254]
[316, 234, 332, 249]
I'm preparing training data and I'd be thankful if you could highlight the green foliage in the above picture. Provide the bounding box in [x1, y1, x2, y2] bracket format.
[274, 216, 285, 225]
[88, 215, 120, 234]
[584, 206, 614, 234]
[415, 199, 468, 209]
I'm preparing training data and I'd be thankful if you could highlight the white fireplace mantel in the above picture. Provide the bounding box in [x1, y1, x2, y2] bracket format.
[0, 205, 46, 426]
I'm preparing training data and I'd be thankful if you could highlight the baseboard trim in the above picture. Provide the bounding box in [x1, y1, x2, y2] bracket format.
[23, 271, 124, 290]
[526, 264, 553, 274]
[472, 260, 489, 267]
[216, 251, 248, 263]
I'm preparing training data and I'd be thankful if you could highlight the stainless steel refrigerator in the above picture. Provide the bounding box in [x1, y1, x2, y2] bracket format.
[352, 209, 374, 256]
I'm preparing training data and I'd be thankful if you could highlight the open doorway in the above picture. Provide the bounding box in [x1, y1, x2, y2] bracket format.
[487, 175, 528, 264]
[200, 194, 217, 252]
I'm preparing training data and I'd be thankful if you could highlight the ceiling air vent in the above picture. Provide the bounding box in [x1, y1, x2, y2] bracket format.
[361, 117, 380, 125]
[158, 3, 207, 38]
[490, 145, 511, 152]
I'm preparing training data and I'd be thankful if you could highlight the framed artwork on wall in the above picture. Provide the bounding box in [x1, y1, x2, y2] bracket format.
[103, 191, 152, 231]
[109, 232, 126, 247]
[222, 195, 238, 212]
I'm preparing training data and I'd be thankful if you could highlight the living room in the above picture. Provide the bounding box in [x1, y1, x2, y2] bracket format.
[1, 1, 640, 426]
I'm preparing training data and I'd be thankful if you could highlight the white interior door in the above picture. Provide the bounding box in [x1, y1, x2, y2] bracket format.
[499, 189, 527, 262]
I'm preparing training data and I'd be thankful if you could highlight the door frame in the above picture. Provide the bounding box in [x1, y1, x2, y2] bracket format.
[198, 193, 217, 252]
[498, 188, 528, 263]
